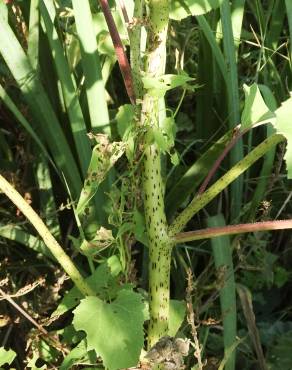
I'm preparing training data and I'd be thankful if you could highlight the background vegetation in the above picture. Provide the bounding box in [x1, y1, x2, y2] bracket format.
[1, 0, 292, 369]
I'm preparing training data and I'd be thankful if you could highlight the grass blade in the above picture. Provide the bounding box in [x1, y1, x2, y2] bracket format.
[231, 0, 245, 53]
[34, 151, 61, 238]
[27, 0, 39, 70]
[196, 15, 228, 83]
[40, 0, 92, 177]
[72, 0, 109, 132]
[0, 15, 82, 198]
[220, 0, 243, 220]
[0, 224, 54, 260]
[0, 84, 53, 167]
[207, 214, 236, 370]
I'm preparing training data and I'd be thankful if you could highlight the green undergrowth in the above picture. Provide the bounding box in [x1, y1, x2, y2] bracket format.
[0, 0, 292, 369]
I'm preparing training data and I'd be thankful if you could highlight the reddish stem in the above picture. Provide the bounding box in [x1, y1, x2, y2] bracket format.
[173, 219, 292, 243]
[99, 0, 136, 104]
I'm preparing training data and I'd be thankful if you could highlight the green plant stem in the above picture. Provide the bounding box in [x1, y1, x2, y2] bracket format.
[139, 0, 170, 348]
[0, 174, 95, 297]
[169, 134, 284, 236]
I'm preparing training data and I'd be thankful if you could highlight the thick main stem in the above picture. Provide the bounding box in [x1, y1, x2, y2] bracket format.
[139, 0, 170, 348]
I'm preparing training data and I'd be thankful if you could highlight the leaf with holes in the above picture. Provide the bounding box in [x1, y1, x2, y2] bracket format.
[76, 135, 125, 215]
[0, 347, 16, 366]
[142, 74, 195, 97]
[72, 290, 145, 370]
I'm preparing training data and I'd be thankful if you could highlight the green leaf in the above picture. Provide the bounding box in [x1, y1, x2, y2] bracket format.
[133, 208, 148, 245]
[142, 74, 195, 97]
[241, 83, 275, 129]
[170, 0, 224, 21]
[60, 340, 96, 370]
[51, 256, 122, 318]
[274, 95, 292, 178]
[73, 290, 145, 370]
[0, 347, 16, 366]
[116, 104, 135, 139]
[169, 300, 186, 337]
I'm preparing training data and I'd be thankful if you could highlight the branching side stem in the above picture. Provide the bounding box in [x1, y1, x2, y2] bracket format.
[169, 134, 284, 236]
[0, 174, 95, 297]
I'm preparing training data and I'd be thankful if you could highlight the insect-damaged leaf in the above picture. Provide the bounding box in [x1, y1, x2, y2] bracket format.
[142, 74, 195, 98]
[76, 134, 125, 215]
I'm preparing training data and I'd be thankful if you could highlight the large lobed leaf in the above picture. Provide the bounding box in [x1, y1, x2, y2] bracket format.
[73, 290, 145, 370]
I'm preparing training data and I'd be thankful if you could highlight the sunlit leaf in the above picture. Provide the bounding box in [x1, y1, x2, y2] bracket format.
[142, 74, 195, 97]
[241, 83, 275, 129]
[274, 95, 292, 178]
[169, 300, 186, 336]
[0, 347, 16, 366]
[73, 290, 145, 370]
[51, 256, 122, 318]
[170, 0, 224, 21]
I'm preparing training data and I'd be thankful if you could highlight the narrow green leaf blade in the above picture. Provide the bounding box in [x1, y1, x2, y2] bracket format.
[72, 0, 109, 132]
[27, 0, 39, 70]
[208, 214, 236, 370]
[0, 16, 82, 198]
[40, 0, 92, 177]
